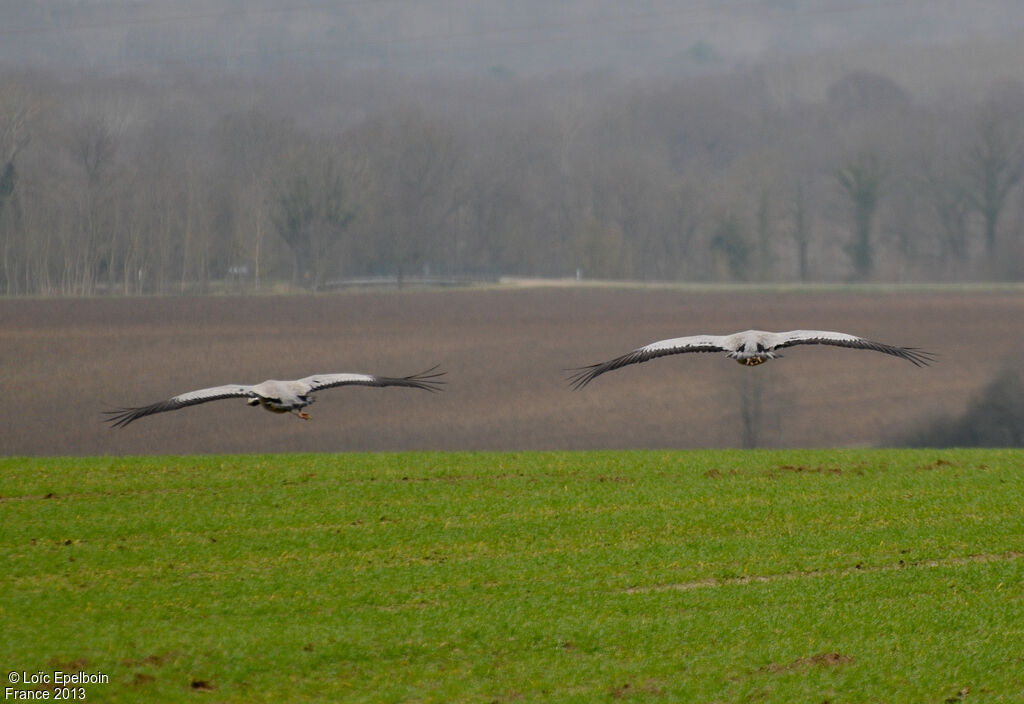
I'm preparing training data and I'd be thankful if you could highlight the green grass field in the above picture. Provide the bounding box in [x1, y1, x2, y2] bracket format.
[2, 450, 1022, 703]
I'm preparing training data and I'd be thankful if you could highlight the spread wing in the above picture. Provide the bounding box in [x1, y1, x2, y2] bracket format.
[299, 366, 446, 393]
[772, 330, 934, 366]
[569, 335, 726, 389]
[104, 384, 255, 428]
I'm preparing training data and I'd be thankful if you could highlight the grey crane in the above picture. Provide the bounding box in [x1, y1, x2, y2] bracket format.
[105, 367, 445, 427]
[570, 329, 932, 389]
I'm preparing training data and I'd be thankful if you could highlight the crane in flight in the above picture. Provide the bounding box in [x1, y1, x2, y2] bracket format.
[105, 367, 445, 427]
[570, 329, 932, 389]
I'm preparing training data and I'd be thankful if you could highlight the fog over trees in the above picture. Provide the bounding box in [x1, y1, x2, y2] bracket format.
[2, 1, 1024, 294]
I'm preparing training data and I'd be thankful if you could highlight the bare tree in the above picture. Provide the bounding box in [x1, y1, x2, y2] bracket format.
[215, 111, 294, 290]
[755, 187, 775, 282]
[178, 171, 215, 293]
[348, 109, 463, 284]
[274, 144, 354, 290]
[0, 157, 22, 294]
[666, 182, 705, 280]
[919, 154, 971, 268]
[0, 81, 36, 294]
[791, 179, 812, 281]
[65, 113, 122, 294]
[571, 147, 683, 280]
[463, 117, 573, 277]
[963, 104, 1024, 262]
[575, 217, 631, 279]
[130, 125, 200, 295]
[710, 212, 751, 281]
[836, 151, 887, 280]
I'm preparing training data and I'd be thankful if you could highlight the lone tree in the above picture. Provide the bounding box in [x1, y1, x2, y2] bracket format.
[710, 212, 752, 281]
[836, 151, 886, 280]
[353, 109, 464, 284]
[790, 179, 812, 281]
[0, 84, 32, 294]
[275, 148, 354, 290]
[963, 110, 1024, 261]
[919, 154, 972, 266]
[0, 160, 14, 213]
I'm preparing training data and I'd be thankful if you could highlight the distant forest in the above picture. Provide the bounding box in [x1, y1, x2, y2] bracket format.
[2, 54, 1024, 293]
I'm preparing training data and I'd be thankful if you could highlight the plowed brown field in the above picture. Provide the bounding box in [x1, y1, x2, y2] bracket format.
[2, 286, 1020, 454]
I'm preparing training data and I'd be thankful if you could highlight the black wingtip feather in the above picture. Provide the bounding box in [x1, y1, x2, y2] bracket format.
[567, 363, 604, 390]
[102, 407, 146, 429]
[861, 340, 935, 367]
[898, 347, 936, 367]
[567, 349, 649, 389]
[396, 366, 447, 392]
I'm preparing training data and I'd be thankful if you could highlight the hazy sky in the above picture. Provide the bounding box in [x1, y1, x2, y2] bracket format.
[3, 0, 1024, 78]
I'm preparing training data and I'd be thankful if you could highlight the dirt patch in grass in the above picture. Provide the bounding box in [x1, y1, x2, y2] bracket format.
[624, 551, 1024, 594]
[610, 680, 665, 698]
[1, 287, 1020, 454]
[918, 458, 960, 470]
[767, 464, 849, 477]
[120, 653, 178, 668]
[762, 652, 854, 673]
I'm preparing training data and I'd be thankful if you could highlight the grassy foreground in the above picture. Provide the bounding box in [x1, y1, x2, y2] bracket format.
[1, 449, 1022, 703]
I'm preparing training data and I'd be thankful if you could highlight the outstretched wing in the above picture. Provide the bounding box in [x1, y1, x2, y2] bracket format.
[772, 330, 934, 366]
[104, 384, 254, 428]
[300, 366, 446, 393]
[569, 335, 726, 389]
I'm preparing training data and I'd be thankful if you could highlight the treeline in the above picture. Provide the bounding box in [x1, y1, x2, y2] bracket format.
[1, 65, 1023, 295]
